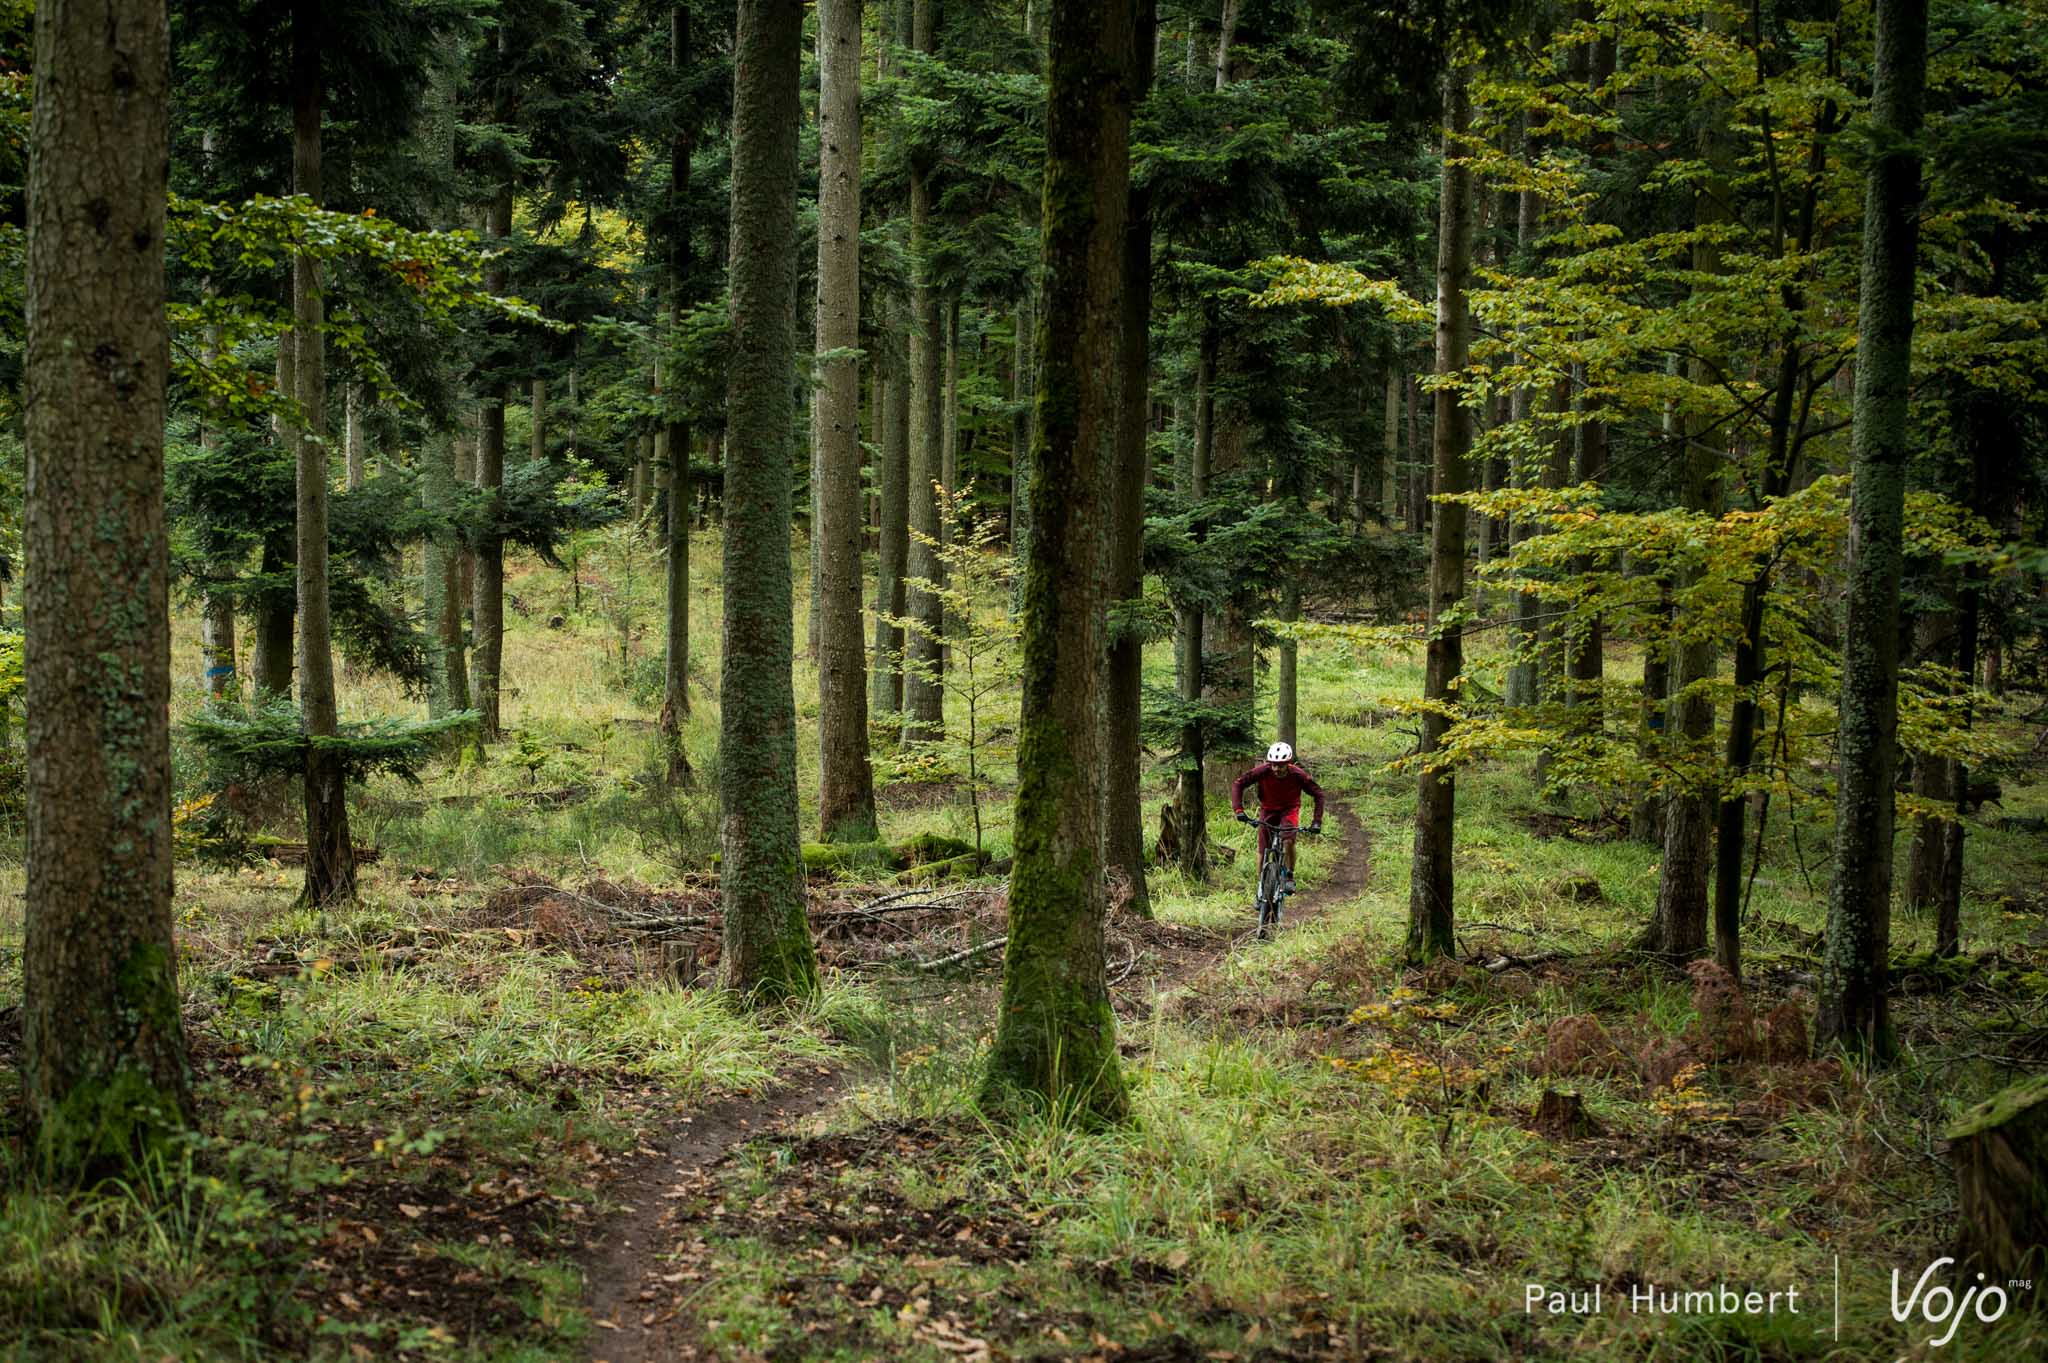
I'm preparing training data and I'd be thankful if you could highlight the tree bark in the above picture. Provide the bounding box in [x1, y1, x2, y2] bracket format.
[471, 21, 515, 744]
[254, 340, 296, 698]
[660, 2, 694, 786]
[530, 377, 545, 462]
[1173, 325, 1215, 878]
[1405, 65, 1472, 965]
[719, 0, 820, 1004]
[22, 0, 191, 1173]
[292, 0, 354, 906]
[1009, 295, 1035, 563]
[1379, 366, 1400, 523]
[815, 0, 877, 842]
[1948, 1074, 2048, 1285]
[1102, 0, 1155, 920]
[872, 298, 911, 721]
[902, 0, 945, 740]
[344, 381, 367, 488]
[1643, 410, 1721, 960]
[1818, 0, 1926, 1062]
[985, 0, 1135, 1122]
[422, 429, 471, 719]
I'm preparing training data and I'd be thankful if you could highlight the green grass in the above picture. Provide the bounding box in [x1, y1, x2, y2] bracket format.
[3, 525, 2046, 1359]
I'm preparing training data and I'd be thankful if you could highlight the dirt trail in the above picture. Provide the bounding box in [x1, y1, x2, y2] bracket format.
[578, 792, 1370, 1361]
[583, 1071, 843, 1363]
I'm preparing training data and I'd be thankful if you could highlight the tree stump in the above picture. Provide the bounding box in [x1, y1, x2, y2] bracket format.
[1533, 1089, 1600, 1139]
[1948, 1073, 2048, 1290]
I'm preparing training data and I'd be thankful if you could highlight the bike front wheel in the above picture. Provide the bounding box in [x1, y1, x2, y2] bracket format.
[1256, 858, 1285, 936]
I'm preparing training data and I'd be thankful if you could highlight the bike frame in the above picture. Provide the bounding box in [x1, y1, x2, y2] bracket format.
[1243, 811, 1312, 939]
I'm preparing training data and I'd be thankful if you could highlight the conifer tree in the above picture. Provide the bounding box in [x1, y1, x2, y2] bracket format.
[985, 0, 1136, 1122]
[718, 0, 819, 1003]
[22, 0, 191, 1172]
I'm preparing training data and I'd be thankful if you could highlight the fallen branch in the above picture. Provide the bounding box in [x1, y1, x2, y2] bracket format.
[915, 938, 1007, 971]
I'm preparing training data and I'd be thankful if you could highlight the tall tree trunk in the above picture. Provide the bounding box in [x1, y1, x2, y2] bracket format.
[530, 378, 545, 462]
[1275, 581, 1299, 746]
[255, 339, 296, 698]
[872, 299, 911, 721]
[1406, 65, 1472, 965]
[1102, 0, 1155, 920]
[815, 0, 877, 842]
[344, 381, 367, 488]
[472, 21, 514, 744]
[1009, 295, 1035, 561]
[1405, 368, 1427, 530]
[292, 0, 353, 906]
[202, 596, 238, 698]
[1644, 374, 1724, 954]
[198, 310, 238, 700]
[985, 0, 1135, 1122]
[422, 429, 471, 719]
[1213, 0, 1238, 91]
[941, 294, 961, 504]
[1905, 610, 1956, 915]
[660, 2, 694, 786]
[1380, 366, 1399, 522]
[1818, 0, 1926, 1061]
[1504, 123, 1541, 711]
[902, 0, 945, 740]
[22, 0, 191, 1172]
[1564, 377, 1605, 741]
[1173, 326, 1215, 878]
[719, 0, 819, 1004]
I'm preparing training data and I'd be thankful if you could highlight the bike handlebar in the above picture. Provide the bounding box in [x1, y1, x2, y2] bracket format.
[1236, 812, 1320, 833]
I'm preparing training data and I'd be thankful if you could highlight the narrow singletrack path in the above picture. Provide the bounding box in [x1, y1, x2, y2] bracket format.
[584, 1070, 842, 1363]
[579, 788, 1369, 1360]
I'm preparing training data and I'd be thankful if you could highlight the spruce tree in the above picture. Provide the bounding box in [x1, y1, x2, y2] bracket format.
[717, 0, 819, 1003]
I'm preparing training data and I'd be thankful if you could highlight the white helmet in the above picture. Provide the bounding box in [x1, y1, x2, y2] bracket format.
[1266, 741, 1294, 764]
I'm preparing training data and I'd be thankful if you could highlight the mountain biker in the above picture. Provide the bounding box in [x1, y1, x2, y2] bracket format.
[1231, 742, 1325, 894]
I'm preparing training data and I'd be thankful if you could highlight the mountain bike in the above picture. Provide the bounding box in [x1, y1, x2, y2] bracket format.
[1236, 811, 1318, 941]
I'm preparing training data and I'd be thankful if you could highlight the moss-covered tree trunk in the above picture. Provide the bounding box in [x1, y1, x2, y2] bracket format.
[1379, 367, 1400, 524]
[471, 21, 515, 745]
[1818, 0, 1926, 1062]
[1173, 325, 1215, 878]
[1948, 1074, 2048, 1287]
[985, 0, 1135, 1122]
[292, 0, 354, 907]
[659, 2, 694, 787]
[1102, 0, 1155, 920]
[1009, 291, 1035, 576]
[871, 298, 911, 722]
[815, 0, 877, 842]
[902, 0, 946, 741]
[1404, 64, 1472, 965]
[22, 0, 191, 1175]
[422, 429, 471, 720]
[719, 0, 820, 1005]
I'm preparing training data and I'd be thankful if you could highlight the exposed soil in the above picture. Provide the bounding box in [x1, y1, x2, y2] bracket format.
[583, 1069, 846, 1363]
[575, 791, 1372, 1362]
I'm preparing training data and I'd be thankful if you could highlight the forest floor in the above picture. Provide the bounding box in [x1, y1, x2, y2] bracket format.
[2, 537, 2047, 1362]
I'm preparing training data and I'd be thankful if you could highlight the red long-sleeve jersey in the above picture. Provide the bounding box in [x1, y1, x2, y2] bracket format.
[1231, 761, 1325, 824]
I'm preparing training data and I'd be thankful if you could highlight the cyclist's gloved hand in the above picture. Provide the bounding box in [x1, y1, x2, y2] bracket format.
[1235, 810, 1251, 824]
[1310, 822, 1323, 834]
